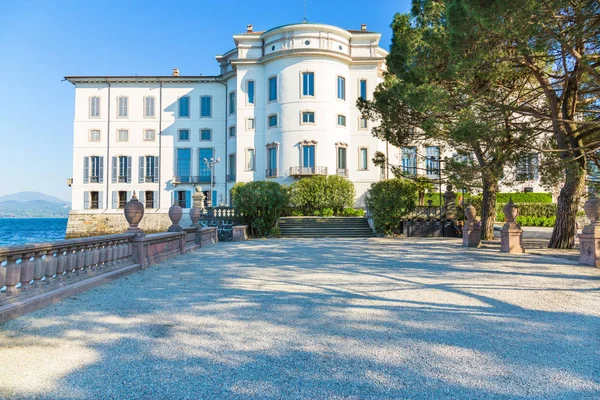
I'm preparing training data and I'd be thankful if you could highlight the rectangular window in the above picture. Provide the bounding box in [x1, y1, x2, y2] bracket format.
[200, 129, 211, 141]
[337, 115, 346, 127]
[144, 129, 155, 141]
[117, 96, 128, 117]
[117, 129, 128, 142]
[246, 148, 255, 171]
[89, 129, 100, 141]
[267, 147, 278, 177]
[229, 126, 236, 138]
[118, 156, 130, 182]
[401, 147, 417, 175]
[177, 149, 191, 181]
[228, 154, 236, 178]
[246, 118, 255, 130]
[178, 129, 190, 141]
[425, 146, 440, 176]
[517, 153, 539, 181]
[247, 80, 255, 104]
[199, 148, 214, 180]
[179, 96, 190, 117]
[302, 111, 315, 124]
[268, 76, 277, 102]
[359, 79, 367, 100]
[268, 114, 278, 128]
[337, 76, 346, 100]
[229, 92, 236, 115]
[90, 96, 100, 117]
[302, 145, 315, 168]
[90, 191, 100, 209]
[144, 96, 155, 117]
[144, 155, 156, 182]
[302, 72, 315, 96]
[337, 147, 347, 170]
[90, 156, 102, 183]
[200, 96, 212, 117]
[145, 191, 155, 209]
[359, 148, 368, 170]
[359, 118, 368, 130]
[118, 191, 128, 209]
[176, 191, 188, 208]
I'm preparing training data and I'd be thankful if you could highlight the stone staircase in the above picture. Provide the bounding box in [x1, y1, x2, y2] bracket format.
[278, 217, 375, 238]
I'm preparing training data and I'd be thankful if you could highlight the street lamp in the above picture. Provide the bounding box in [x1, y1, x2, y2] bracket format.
[203, 157, 220, 207]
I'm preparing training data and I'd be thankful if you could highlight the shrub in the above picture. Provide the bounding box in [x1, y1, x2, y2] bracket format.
[289, 175, 355, 215]
[496, 192, 552, 204]
[364, 178, 417, 234]
[231, 181, 289, 237]
[341, 208, 365, 217]
[319, 208, 334, 217]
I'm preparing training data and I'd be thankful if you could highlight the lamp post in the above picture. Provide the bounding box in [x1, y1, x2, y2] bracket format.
[203, 157, 220, 207]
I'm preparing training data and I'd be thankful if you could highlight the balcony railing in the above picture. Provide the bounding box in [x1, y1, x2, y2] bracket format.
[336, 168, 349, 177]
[226, 174, 236, 182]
[144, 175, 156, 183]
[265, 168, 278, 178]
[289, 166, 327, 177]
[90, 176, 100, 183]
[173, 175, 211, 184]
[118, 176, 128, 183]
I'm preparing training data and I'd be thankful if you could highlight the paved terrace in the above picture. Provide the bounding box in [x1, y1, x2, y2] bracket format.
[1, 238, 600, 399]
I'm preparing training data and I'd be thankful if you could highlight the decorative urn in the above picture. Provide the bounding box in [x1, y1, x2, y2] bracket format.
[168, 203, 183, 231]
[583, 192, 600, 233]
[465, 204, 476, 222]
[503, 199, 519, 224]
[124, 191, 144, 232]
[189, 208, 201, 226]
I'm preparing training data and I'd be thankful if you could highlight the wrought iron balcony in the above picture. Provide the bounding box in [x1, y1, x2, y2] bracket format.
[336, 168, 349, 177]
[173, 175, 212, 185]
[265, 168, 278, 178]
[90, 176, 100, 183]
[144, 175, 156, 183]
[289, 166, 327, 177]
[226, 174, 236, 182]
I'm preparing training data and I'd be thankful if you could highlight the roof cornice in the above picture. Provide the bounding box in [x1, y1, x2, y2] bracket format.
[64, 76, 221, 85]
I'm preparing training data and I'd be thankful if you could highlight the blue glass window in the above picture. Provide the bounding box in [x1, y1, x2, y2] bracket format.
[268, 114, 278, 128]
[425, 146, 440, 175]
[199, 148, 214, 180]
[360, 148, 368, 170]
[200, 96, 211, 117]
[200, 129, 211, 141]
[179, 96, 190, 117]
[247, 81, 255, 104]
[359, 80, 367, 100]
[303, 145, 315, 168]
[337, 76, 345, 100]
[268, 77, 277, 102]
[178, 129, 190, 141]
[401, 147, 417, 175]
[229, 92, 236, 114]
[302, 72, 314, 96]
[268, 147, 277, 173]
[177, 149, 191, 180]
[302, 112, 315, 124]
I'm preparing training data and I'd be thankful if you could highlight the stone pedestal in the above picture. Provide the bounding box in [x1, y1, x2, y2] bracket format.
[579, 193, 600, 267]
[232, 225, 248, 242]
[500, 200, 524, 254]
[462, 204, 481, 248]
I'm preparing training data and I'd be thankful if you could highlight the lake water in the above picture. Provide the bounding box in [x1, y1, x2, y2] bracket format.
[0, 218, 68, 247]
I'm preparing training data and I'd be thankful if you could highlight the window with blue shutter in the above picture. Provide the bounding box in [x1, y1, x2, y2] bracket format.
[359, 80, 367, 100]
[229, 92, 236, 115]
[200, 96, 211, 117]
[268, 77, 277, 102]
[302, 72, 314, 96]
[337, 77, 345, 100]
[247, 81, 255, 104]
[425, 146, 440, 176]
[302, 146, 315, 168]
[177, 149, 191, 182]
[200, 129, 211, 141]
[198, 148, 213, 181]
[179, 96, 190, 117]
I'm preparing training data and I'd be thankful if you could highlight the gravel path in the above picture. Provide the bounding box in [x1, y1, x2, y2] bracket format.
[1, 238, 600, 399]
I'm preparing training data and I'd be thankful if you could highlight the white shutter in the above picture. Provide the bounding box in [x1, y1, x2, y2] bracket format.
[154, 156, 159, 183]
[98, 156, 104, 183]
[127, 191, 132, 203]
[83, 191, 89, 210]
[127, 156, 132, 183]
[153, 191, 158, 209]
[112, 191, 117, 209]
[139, 156, 144, 183]
[112, 156, 117, 183]
[139, 191, 145, 207]
[98, 191, 104, 209]
[83, 157, 89, 184]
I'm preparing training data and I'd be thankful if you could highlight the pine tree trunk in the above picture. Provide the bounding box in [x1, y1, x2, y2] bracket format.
[480, 174, 498, 240]
[548, 164, 585, 249]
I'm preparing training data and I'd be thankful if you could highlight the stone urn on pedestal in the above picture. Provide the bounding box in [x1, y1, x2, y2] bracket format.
[462, 203, 481, 247]
[124, 191, 145, 235]
[579, 193, 600, 267]
[189, 185, 206, 227]
[168, 203, 183, 232]
[500, 199, 524, 254]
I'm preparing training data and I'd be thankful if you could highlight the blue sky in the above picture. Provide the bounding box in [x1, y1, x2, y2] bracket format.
[0, 0, 408, 202]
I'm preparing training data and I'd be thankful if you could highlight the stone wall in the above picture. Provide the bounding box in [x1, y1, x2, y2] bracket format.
[66, 211, 192, 239]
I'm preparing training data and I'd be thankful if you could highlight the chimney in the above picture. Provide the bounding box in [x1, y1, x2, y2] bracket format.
[247, 24, 253, 33]
[172, 68, 180, 76]
[361, 24, 367, 32]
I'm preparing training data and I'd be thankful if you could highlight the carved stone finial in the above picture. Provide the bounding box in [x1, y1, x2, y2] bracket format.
[124, 191, 144, 235]
[501, 199, 524, 253]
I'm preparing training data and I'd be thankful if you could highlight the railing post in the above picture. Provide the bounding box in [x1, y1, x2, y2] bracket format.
[33, 250, 46, 289]
[44, 250, 57, 286]
[65, 246, 77, 279]
[19, 252, 35, 292]
[56, 247, 67, 282]
[4, 254, 21, 297]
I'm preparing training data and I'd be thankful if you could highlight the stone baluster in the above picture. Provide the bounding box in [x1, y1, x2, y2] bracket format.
[0, 256, 6, 299]
[500, 199, 524, 254]
[106, 240, 115, 267]
[56, 248, 67, 282]
[83, 244, 93, 274]
[44, 250, 57, 286]
[75, 247, 85, 277]
[462, 204, 481, 248]
[32, 250, 47, 289]
[116, 241, 125, 265]
[19, 252, 35, 292]
[579, 193, 600, 267]
[97, 242, 107, 270]
[4, 254, 22, 296]
[65, 246, 77, 279]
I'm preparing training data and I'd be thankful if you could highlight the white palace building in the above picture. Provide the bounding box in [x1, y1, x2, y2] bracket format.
[65, 21, 544, 237]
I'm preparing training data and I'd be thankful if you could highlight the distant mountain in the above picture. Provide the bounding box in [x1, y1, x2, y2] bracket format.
[0, 192, 69, 204]
[0, 192, 71, 218]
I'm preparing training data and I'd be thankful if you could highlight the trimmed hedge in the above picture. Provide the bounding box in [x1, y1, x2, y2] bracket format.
[427, 192, 552, 207]
[288, 175, 356, 215]
[365, 178, 417, 234]
[231, 181, 289, 237]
